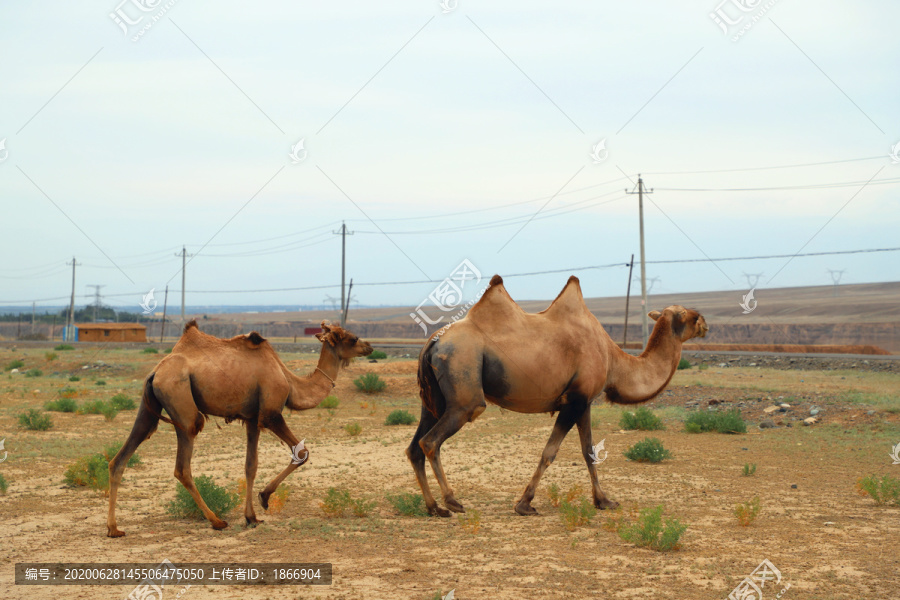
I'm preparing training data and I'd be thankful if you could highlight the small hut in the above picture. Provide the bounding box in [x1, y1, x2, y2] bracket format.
[74, 323, 147, 342]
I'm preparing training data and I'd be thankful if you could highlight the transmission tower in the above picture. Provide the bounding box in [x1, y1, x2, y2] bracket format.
[742, 272, 763, 289]
[826, 269, 845, 297]
[86, 285, 105, 322]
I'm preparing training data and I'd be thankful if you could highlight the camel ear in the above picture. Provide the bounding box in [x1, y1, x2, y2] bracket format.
[320, 320, 332, 332]
[315, 331, 336, 346]
[648, 310, 662, 321]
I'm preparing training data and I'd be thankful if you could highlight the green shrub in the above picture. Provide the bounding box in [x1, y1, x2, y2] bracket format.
[54, 344, 74, 351]
[45, 352, 58, 361]
[677, 358, 692, 370]
[734, 496, 762, 526]
[58, 387, 78, 399]
[320, 395, 339, 409]
[623, 437, 671, 463]
[369, 350, 387, 359]
[684, 409, 746, 434]
[319, 487, 373, 518]
[353, 372, 386, 394]
[0, 473, 7, 494]
[18, 409, 52, 431]
[5, 359, 24, 371]
[618, 505, 687, 551]
[620, 407, 665, 431]
[99, 403, 119, 421]
[386, 492, 430, 517]
[78, 400, 107, 415]
[385, 409, 416, 426]
[742, 463, 757, 476]
[45, 397, 78, 413]
[166, 475, 240, 520]
[103, 442, 141, 467]
[68, 375, 80, 382]
[857, 474, 900, 506]
[95, 380, 107, 386]
[141, 347, 159, 354]
[64, 454, 109, 491]
[24, 368, 43, 378]
[559, 496, 597, 531]
[344, 422, 362, 437]
[110, 393, 136, 410]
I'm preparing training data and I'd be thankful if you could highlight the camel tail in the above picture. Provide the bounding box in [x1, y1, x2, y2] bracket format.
[417, 337, 445, 418]
[142, 374, 186, 432]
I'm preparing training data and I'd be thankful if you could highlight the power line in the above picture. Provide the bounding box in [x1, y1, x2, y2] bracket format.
[643, 155, 884, 175]
[656, 176, 900, 192]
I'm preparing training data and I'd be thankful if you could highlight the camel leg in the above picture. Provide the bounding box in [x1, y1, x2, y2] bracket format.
[258, 412, 307, 510]
[244, 421, 262, 525]
[406, 404, 442, 517]
[107, 402, 159, 537]
[173, 430, 228, 530]
[420, 403, 486, 516]
[514, 403, 581, 516]
[575, 403, 619, 510]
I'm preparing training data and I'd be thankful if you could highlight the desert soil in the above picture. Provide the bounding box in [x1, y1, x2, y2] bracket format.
[0, 345, 898, 599]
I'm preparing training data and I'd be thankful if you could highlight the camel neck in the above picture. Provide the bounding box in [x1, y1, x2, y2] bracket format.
[605, 316, 682, 404]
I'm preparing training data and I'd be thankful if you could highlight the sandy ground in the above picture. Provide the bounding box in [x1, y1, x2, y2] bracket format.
[1, 347, 899, 599]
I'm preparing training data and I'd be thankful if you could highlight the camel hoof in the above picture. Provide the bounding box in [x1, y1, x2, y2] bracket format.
[427, 505, 452, 518]
[258, 491, 270, 511]
[445, 497, 465, 513]
[514, 501, 539, 516]
[107, 528, 126, 538]
[245, 516, 264, 526]
[595, 498, 620, 510]
[211, 519, 229, 530]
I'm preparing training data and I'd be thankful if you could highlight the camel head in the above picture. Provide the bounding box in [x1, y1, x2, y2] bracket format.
[315, 321, 374, 365]
[648, 305, 708, 342]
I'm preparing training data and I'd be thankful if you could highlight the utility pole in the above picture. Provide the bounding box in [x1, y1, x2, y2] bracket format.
[175, 246, 193, 323]
[333, 222, 354, 327]
[86, 285, 105, 322]
[31, 302, 35, 334]
[634, 276, 660, 295]
[626, 176, 654, 347]
[623, 254, 635, 349]
[827, 269, 845, 297]
[66, 257, 80, 341]
[160, 285, 169, 343]
[342, 279, 354, 326]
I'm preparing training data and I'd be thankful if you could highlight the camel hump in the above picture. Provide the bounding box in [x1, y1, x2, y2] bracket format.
[183, 319, 198, 334]
[245, 331, 266, 346]
[543, 275, 585, 314]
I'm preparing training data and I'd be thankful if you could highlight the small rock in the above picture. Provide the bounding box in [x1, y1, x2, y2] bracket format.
[791, 484, 798, 489]
[866, 410, 875, 416]
[824, 521, 837, 526]
[763, 406, 780, 414]
[742, 448, 748, 451]
[748, 363, 757, 367]
[810, 407, 820, 416]
[718, 363, 727, 368]
[759, 419, 777, 429]
[803, 417, 817, 426]
[10, 368, 18, 374]
[779, 403, 790, 409]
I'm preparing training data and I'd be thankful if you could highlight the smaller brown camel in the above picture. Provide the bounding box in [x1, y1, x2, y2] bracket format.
[409, 275, 708, 517]
[107, 320, 372, 537]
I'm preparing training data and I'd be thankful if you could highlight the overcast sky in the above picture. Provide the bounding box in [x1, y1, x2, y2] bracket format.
[1, 0, 898, 313]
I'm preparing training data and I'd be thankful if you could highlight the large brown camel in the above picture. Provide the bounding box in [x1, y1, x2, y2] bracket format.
[107, 320, 373, 537]
[408, 275, 707, 517]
